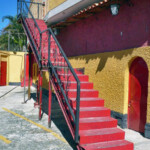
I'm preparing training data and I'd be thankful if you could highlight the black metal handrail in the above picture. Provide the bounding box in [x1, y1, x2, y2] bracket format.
[17, 0, 80, 143]
[17, 0, 42, 66]
[21, 16, 42, 68]
[17, 0, 44, 19]
[20, 0, 45, 5]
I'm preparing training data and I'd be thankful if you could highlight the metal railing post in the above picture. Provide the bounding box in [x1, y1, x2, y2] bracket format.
[40, 33, 42, 61]
[39, 71, 43, 120]
[48, 74, 52, 127]
[48, 31, 50, 62]
[75, 82, 80, 143]
[8, 30, 11, 51]
[23, 53, 27, 104]
[17, 0, 19, 16]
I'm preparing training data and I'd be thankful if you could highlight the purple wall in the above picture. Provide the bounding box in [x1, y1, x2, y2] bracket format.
[57, 0, 150, 57]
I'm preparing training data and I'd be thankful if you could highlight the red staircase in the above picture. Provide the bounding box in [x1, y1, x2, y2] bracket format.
[17, 0, 134, 149]
[58, 71, 133, 150]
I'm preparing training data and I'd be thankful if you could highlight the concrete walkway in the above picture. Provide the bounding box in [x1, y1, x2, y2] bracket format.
[0, 86, 75, 150]
[0, 86, 150, 150]
[0, 86, 17, 98]
[125, 128, 150, 150]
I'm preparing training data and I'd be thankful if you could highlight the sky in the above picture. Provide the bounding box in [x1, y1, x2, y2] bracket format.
[0, 0, 17, 31]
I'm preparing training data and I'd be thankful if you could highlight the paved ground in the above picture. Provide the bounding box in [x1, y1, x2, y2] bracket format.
[124, 129, 150, 150]
[0, 86, 150, 150]
[0, 86, 76, 150]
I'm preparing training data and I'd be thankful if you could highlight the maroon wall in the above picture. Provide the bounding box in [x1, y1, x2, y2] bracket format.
[57, 0, 150, 57]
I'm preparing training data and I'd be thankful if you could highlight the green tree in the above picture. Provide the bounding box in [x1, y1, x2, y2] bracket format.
[0, 30, 8, 50]
[0, 15, 26, 51]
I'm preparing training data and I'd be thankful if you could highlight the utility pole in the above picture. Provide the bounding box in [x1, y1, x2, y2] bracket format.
[6, 29, 26, 51]
[8, 30, 11, 51]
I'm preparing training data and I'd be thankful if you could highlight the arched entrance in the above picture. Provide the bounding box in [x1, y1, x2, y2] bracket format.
[128, 57, 148, 133]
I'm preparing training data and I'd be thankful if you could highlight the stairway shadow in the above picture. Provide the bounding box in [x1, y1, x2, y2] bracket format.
[31, 92, 77, 150]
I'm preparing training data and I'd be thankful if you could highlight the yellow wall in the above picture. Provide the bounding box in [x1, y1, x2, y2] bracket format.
[42, 71, 49, 89]
[68, 46, 150, 123]
[3, 46, 149, 124]
[8, 52, 25, 83]
[30, 0, 67, 19]
[0, 51, 25, 84]
[47, 0, 67, 11]
[30, 0, 43, 19]
[32, 63, 38, 84]
[32, 63, 49, 90]
[0, 50, 49, 90]
[30, 46, 150, 124]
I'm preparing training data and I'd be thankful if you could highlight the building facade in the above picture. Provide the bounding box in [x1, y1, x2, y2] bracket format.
[0, 50, 25, 86]
[30, 0, 150, 138]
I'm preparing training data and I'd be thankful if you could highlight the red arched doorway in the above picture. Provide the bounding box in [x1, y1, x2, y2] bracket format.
[128, 57, 148, 133]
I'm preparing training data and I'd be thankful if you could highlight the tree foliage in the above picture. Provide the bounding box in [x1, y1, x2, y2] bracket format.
[0, 15, 27, 51]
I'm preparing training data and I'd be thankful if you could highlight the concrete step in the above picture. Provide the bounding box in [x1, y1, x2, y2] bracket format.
[69, 97, 104, 107]
[81, 140, 134, 150]
[75, 107, 110, 118]
[67, 89, 98, 98]
[79, 116, 117, 130]
[79, 128, 125, 144]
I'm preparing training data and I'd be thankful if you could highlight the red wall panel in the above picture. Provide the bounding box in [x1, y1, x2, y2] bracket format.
[57, 0, 150, 56]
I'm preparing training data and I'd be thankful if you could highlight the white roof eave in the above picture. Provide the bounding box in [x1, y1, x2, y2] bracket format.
[44, 0, 103, 26]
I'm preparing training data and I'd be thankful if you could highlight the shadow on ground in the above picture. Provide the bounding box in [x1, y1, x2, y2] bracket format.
[31, 92, 77, 150]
